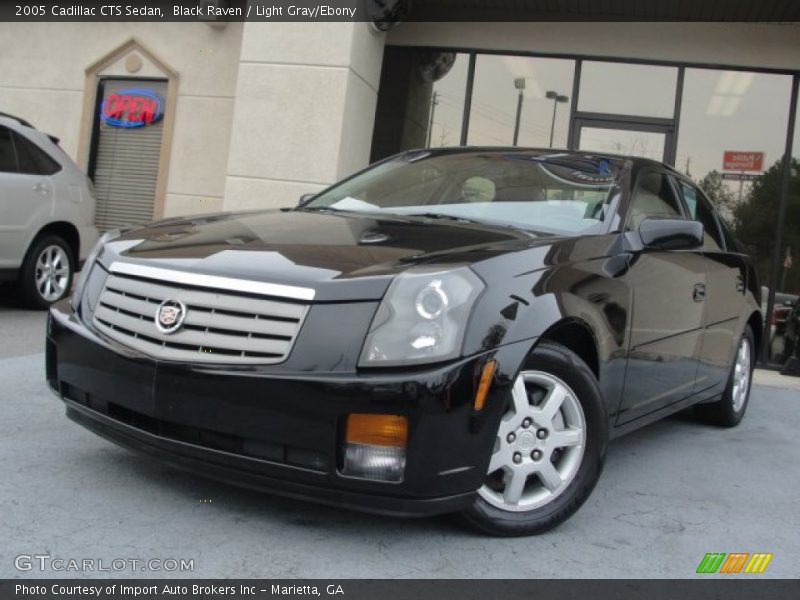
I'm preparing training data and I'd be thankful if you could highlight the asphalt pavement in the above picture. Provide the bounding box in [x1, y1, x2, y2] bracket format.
[1, 296, 798, 579]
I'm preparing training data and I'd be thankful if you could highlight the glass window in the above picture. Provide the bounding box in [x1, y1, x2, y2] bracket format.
[467, 55, 574, 148]
[628, 171, 682, 229]
[579, 126, 666, 161]
[0, 127, 17, 173]
[787, 87, 800, 295]
[371, 49, 469, 161]
[306, 152, 622, 236]
[578, 61, 678, 118]
[678, 180, 723, 250]
[675, 69, 793, 290]
[13, 132, 60, 175]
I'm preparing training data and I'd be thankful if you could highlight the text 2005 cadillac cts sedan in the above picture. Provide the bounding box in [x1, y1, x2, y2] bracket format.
[47, 149, 761, 536]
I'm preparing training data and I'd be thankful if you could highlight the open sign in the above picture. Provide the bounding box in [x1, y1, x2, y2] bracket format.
[101, 88, 164, 128]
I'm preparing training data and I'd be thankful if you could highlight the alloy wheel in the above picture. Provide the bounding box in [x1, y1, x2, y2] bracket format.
[35, 245, 70, 302]
[731, 336, 751, 412]
[478, 370, 586, 512]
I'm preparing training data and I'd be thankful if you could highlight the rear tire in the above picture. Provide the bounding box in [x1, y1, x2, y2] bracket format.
[459, 341, 608, 536]
[694, 325, 754, 428]
[18, 235, 74, 310]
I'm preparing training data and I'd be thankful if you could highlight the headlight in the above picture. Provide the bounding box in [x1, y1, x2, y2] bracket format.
[71, 229, 120, 310]
[359, 267, 484, 366]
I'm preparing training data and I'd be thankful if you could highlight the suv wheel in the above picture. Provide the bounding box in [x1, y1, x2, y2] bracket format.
[19, 235, 74, 309]
[459, 341, 608, 536]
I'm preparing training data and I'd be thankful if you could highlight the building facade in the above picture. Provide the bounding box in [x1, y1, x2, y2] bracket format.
[1, 20, 799, 300]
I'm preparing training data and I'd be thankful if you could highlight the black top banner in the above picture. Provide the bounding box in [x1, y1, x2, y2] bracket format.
[1, 0, 799, 22]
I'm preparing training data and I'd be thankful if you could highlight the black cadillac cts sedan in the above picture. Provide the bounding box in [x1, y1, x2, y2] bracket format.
[47, 149, 761, 536]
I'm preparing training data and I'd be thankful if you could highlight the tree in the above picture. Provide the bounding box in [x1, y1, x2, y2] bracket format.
[731, 158, 800, 294]
[697, 170, 736, 220]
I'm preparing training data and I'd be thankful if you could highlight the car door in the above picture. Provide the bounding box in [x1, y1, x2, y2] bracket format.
[0, 127, 55, 269]
[616, 169, 707, 425]
[674, 178, 746, 395]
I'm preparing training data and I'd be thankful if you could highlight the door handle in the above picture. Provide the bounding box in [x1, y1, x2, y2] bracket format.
[32, 183, 49, 194]
[693, 283, 706, 302]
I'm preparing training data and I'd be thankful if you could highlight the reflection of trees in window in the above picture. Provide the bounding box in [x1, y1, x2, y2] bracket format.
[696, 170, 735, 221]
[732, 159, 800, 294]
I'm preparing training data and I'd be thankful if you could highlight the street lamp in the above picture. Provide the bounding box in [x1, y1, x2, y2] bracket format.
[545, 90, 569, 148]
[426, 90, 439, 147]
[512, 78, 525, 146]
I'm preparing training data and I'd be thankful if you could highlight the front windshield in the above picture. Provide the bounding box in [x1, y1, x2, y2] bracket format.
[304, 151, 623, 235]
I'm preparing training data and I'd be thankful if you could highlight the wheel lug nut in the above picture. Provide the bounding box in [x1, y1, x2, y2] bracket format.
[506, 433, 516, 443]
[522, 418, 532, 428]
[531, 450, 542, 461]
[537, 428, 548, 439]
[513, 452, 522, 464]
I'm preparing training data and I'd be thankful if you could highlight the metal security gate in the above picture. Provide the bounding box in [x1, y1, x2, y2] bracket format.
[89, 78, 167, 231]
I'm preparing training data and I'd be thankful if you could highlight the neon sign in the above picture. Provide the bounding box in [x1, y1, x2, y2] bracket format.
[100, 88, 164, 128]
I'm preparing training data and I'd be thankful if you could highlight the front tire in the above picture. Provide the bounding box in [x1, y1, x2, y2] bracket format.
[18, 235, 74, 309]
[694, 325, 754, 427]
[460, 341, 608, 536]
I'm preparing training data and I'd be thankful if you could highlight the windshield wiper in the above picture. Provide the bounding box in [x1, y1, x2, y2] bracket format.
[295, 205, 342, 212]
[404, 212, 533, 233]
[404, 212, 485, 224]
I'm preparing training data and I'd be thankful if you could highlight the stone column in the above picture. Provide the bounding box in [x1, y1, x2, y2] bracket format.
[222, 21, 385, 211]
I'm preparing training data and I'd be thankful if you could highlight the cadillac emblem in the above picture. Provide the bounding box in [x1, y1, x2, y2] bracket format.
[155, 299, 187, 334]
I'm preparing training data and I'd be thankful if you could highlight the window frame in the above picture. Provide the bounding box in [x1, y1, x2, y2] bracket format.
[0, 125, 20, 174]
[624, 167, 687, 232]
[672, 175, 727, 252]
[11, 131, 62, 176]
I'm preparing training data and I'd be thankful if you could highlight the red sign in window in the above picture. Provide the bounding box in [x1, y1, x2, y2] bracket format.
[722, 151, 764, 172]
[101, 88, 164, 128]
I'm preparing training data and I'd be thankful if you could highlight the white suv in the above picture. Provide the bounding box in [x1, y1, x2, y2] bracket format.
[0, 114, 98, 308]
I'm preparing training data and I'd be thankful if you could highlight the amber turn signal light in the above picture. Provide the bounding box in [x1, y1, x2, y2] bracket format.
[473, 359, 497, 411]
[345, 414, 408, 448]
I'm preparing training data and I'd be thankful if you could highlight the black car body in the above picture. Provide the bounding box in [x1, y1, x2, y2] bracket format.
[47, 149, 761, 535]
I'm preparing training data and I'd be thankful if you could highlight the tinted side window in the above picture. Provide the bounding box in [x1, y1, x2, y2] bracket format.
[628, 171, 683, 229]
[678, 181, 724, 250]
[0, 127, 17, 173]
[13, 132, 60, 175]
[719, 218, 740, 252]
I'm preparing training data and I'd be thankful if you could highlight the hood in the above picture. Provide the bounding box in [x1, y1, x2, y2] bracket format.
[102, 209, 545, 301]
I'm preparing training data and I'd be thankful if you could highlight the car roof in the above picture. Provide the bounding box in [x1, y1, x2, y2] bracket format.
[0, 111, 36, 129]
[0, 113, 62, 146]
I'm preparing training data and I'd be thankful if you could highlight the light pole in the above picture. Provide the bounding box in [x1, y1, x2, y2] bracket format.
[426, 90, 439, 147]
[546, 90, 569, 148]
[512, 78, 525, 146]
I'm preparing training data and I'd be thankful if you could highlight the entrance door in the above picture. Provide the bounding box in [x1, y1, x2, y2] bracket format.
[89, 78, 167, 231]
[575, 118, 674, 163]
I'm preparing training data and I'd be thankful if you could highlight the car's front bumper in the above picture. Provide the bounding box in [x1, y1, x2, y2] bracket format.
[46, 301, 530, 517]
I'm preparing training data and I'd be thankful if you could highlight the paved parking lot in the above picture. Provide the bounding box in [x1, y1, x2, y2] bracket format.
[1, 297, 798, 579]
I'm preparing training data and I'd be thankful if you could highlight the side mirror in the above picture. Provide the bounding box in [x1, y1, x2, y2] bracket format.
[639, 218, 703, 251]
[298, 193, 316, 207]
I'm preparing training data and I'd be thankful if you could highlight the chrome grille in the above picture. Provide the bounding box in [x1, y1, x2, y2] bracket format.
[92, 262, 314, 365]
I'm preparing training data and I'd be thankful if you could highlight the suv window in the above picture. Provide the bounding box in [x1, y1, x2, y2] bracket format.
[677, 180, 724, 250]
[0, 127, 17, 173]
[628, 171, 683, 229]
[13, 132, 61, 175]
